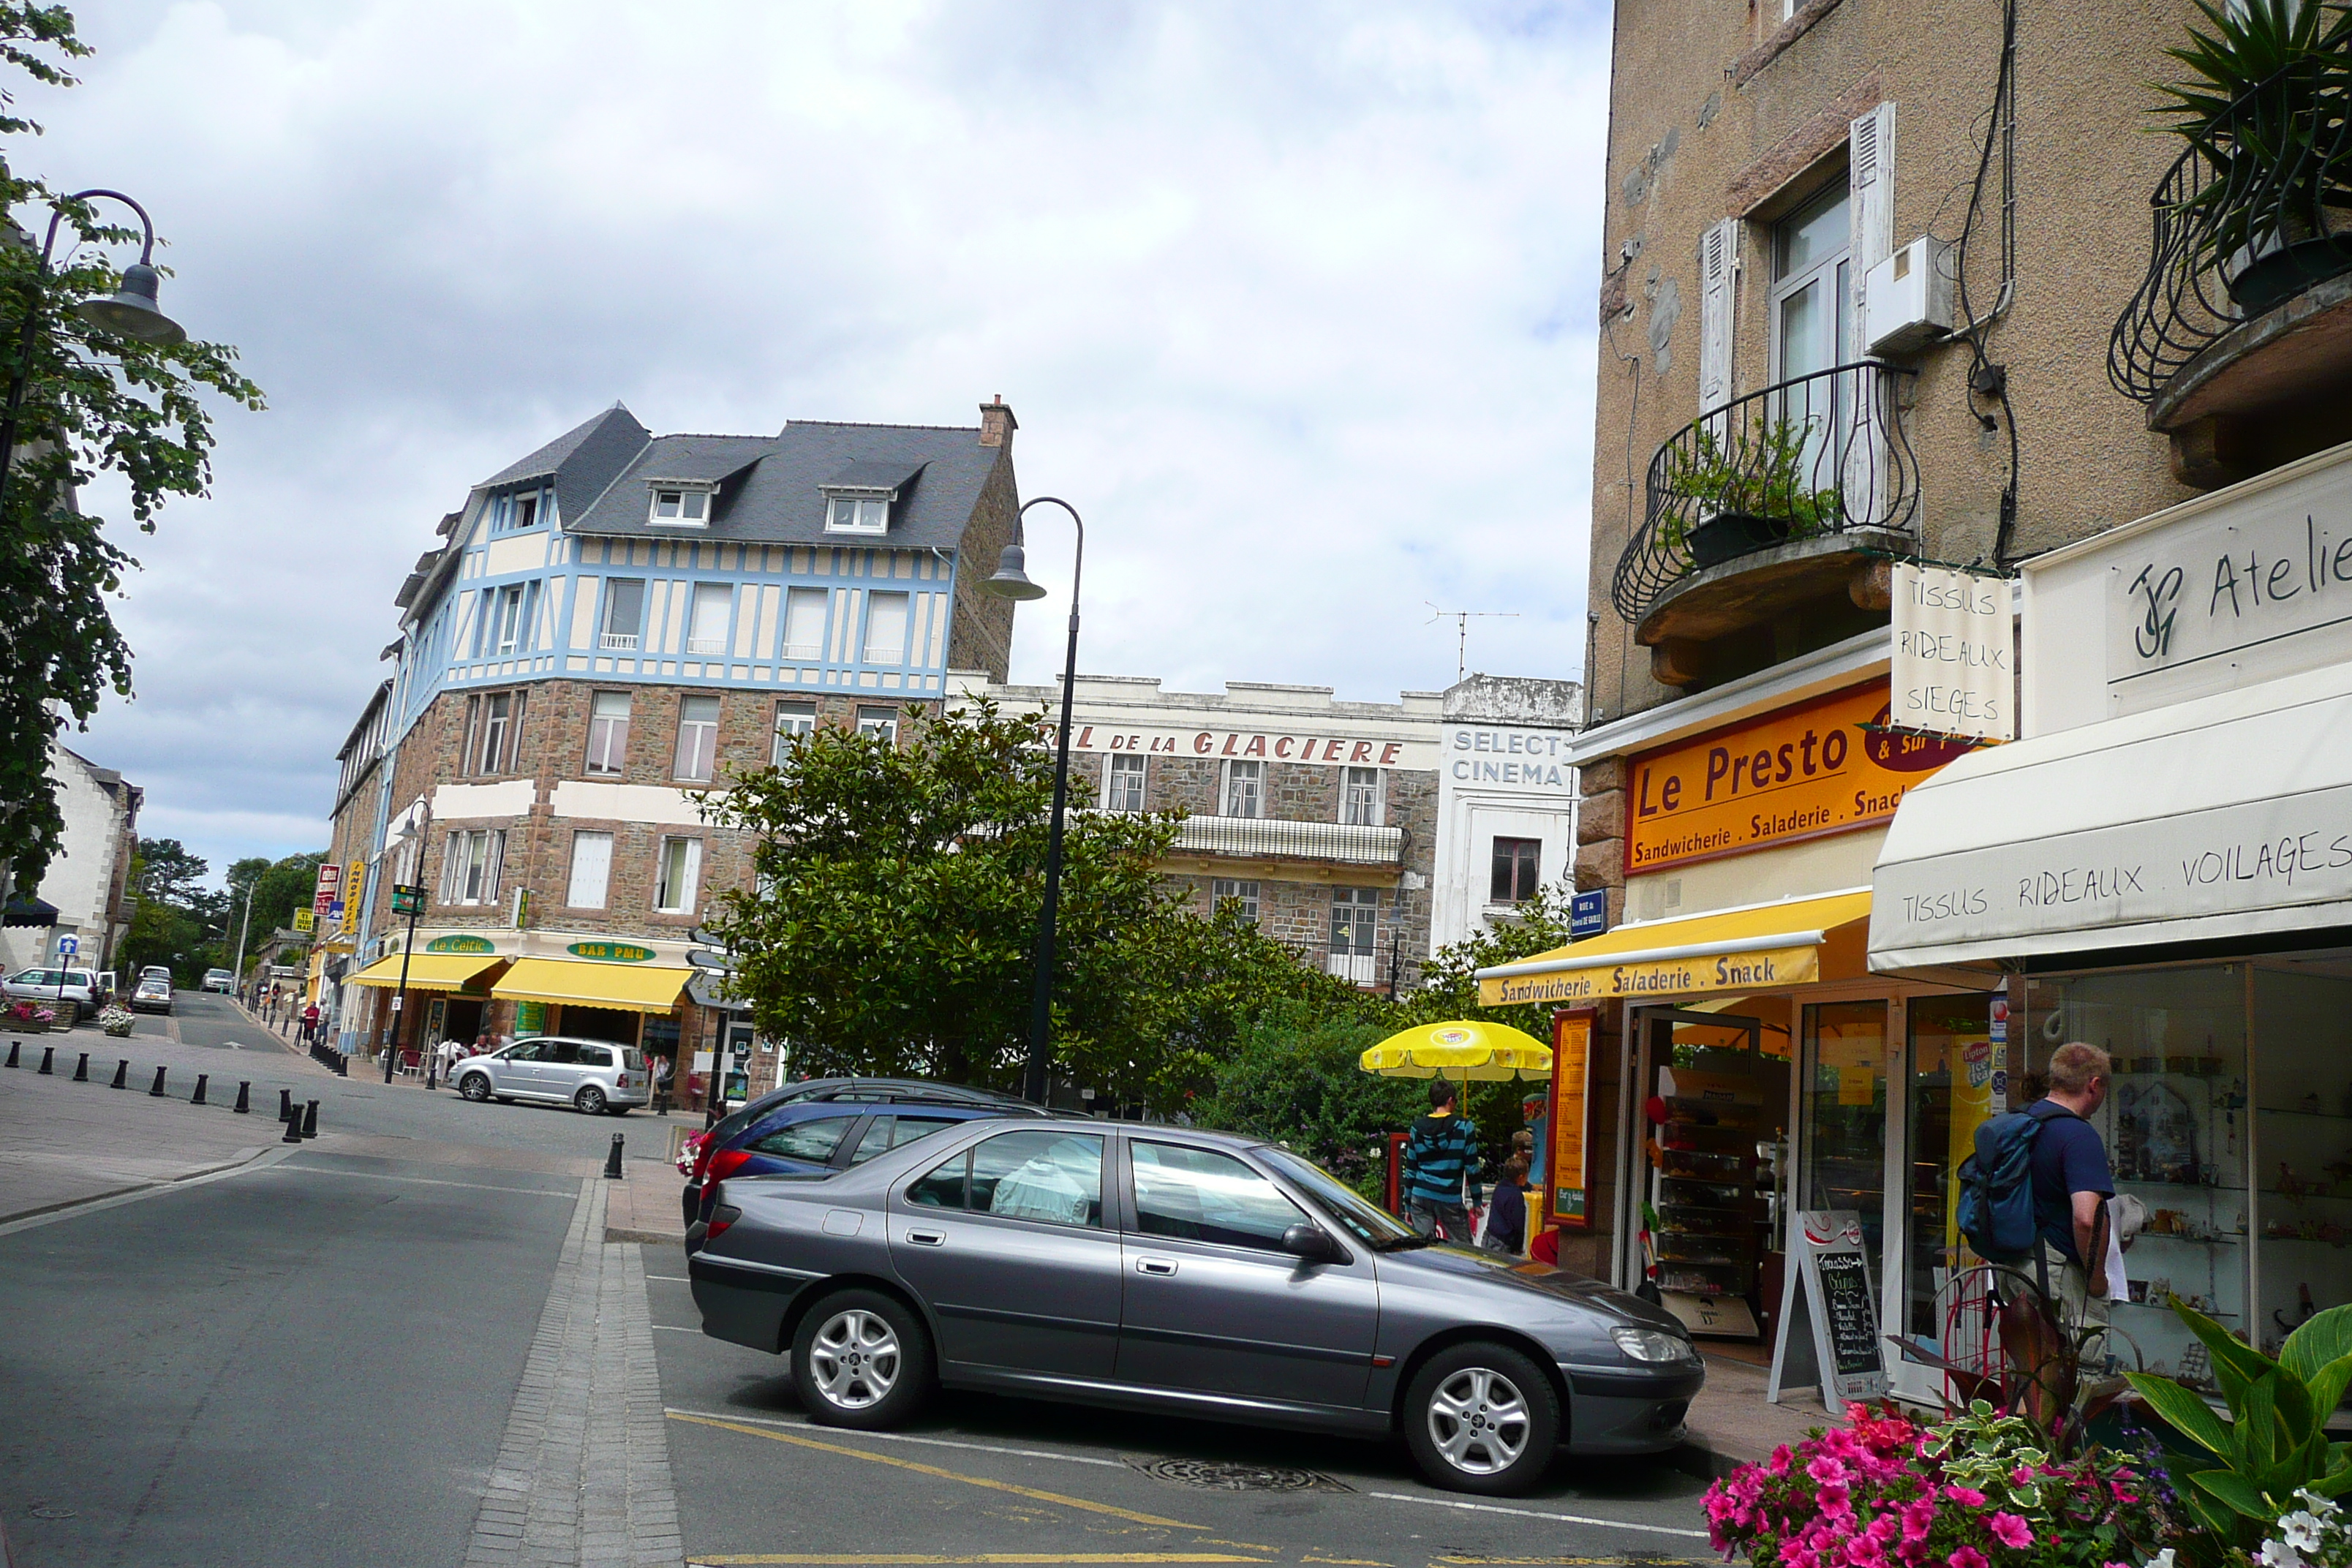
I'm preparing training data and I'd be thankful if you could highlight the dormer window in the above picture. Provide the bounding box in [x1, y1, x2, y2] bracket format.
[491, 487, 548, 535]
[825, 494, 890, 535]
[647, 483, 715, 527]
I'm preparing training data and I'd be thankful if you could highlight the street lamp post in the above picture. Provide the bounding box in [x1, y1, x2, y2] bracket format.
[229, 877, 257, 998]
[979, 497, 1085, 1108]
[0, 189, 186, 518]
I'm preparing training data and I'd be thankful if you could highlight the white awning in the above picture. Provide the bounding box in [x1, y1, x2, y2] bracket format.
[1870, 660, 2352, 970]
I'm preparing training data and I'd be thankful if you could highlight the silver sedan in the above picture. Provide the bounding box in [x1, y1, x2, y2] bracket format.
[452, 1036, 650, 1115]
[686, 1117, 1702, 1495]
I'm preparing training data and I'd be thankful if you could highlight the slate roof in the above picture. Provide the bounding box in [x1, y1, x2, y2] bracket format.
[634, 434, 776, 485]
[567, 421, 998, 550]
[478, 403, 653, 527]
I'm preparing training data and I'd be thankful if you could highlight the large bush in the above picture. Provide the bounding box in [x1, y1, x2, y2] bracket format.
[1193, 1004, 1428, 1197]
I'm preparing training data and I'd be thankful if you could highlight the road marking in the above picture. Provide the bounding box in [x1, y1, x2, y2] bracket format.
[1362, 1495, 1708, 1541]
[646, 1274, 693, 1281]
[1301, 1558, 1392, 1566]
[687, 1557, 1267, 1565]
[1434, 1559, 1714, 1566]
[255, 1165, 576, 1198]
[654, 1325, 701, 1332]
[0, 1143, 301, 1236]
[668, 1412, 1202, 1528]
[665, 1406, 1127, 1469]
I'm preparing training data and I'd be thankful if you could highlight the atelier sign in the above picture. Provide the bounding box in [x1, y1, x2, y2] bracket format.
[1626, 681, 1976, 875]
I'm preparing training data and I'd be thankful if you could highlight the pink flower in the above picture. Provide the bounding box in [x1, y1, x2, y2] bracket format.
[1942, 1485, 1987, 1507]
[1986, 1515, 2033, 1550]
[1811, 1455, 1850, 1484]
[1901, 1500, 1937, 1544]
[1949, 1550, 1988, 1568]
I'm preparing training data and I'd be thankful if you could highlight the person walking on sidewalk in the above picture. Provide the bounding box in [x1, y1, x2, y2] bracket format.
[1403, 1079, 1482, 1242]
[300, 1001, 320, 1044]
[2031, 1041, 2117, 1328]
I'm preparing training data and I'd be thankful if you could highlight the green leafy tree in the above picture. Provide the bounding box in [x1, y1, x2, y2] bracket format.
[118, 836, 225, 984]
[1193, 1003, 1425, 1196]
[699, 701, 1370, 1107]
[0, 4, 265, 890]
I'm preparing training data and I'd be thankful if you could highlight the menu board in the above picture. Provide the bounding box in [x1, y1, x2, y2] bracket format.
[1766, 1210, 1890, 1405]
[1545, 1009, 1595, 1229]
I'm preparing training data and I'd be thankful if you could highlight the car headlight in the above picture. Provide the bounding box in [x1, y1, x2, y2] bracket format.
[1612, 1327, 1697, 1365]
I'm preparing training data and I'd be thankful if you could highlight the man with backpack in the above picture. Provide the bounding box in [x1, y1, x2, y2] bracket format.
[1403, 1079, 1483, 1241]
[1959, 1040, 2116, 1327]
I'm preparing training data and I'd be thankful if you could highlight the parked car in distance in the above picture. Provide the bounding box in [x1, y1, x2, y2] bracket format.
[94, 970, 117, 1007]
[129, 974, 174, 1014]
[682, 1097, 1021, 1227]
[200, 968, 235, 992]
[4, 968, 99, 1019]
[453, 1036, 650, 1115]
[680, 1078, 1042, 1226]
[687, 1117, 1703, 1496]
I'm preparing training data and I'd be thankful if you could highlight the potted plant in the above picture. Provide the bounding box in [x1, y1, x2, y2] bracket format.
[1660, 417, 1842, 568]
[99, 1004, 135, 1038]
[4, 998, 56, 1033]
[2150, 0, 2352, 314]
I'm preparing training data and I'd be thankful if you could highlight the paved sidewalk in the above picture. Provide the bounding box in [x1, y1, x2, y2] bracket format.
[466, 1179, 685, 1568]
[1679, 1352, 1844, 1475]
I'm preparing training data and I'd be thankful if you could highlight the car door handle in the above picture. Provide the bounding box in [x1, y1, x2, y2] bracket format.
[905, 1229, 946, 1247]
[1136, 1257, 1178, 1276]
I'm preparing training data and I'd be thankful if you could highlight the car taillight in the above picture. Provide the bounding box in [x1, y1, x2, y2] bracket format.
[706, 1202, 741, 1241]
[687, 1134, 717, 1182]
[705, 1149, 753, 1185]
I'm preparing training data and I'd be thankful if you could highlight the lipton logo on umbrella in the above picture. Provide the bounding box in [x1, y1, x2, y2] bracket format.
[1861, 704, 1980, 773]
[1433, 1028, 1474, 1045]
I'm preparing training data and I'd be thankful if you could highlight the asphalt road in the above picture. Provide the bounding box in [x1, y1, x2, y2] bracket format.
[3, 993, 1718, 1567]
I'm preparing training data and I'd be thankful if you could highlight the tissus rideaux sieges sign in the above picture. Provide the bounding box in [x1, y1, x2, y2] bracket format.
[1627, 681, 1978, 875]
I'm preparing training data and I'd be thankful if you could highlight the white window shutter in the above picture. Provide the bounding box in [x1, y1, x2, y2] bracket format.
[1697, 218, 1741, 413]
[1848, 102, 1896, 276]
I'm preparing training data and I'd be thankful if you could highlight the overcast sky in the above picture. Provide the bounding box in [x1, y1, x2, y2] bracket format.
[47, 1, 1610, 886]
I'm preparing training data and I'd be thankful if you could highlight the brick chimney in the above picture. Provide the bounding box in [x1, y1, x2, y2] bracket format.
[978, 394, 1017, 449]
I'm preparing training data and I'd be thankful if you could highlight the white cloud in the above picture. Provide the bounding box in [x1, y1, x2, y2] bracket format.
[43, 0, 1608, 884]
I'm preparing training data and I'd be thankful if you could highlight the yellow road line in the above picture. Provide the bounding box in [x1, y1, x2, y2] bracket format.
[665, 1413, 1205, 1531]
[687, 1557, 1267, 1565]
[1433, 1559, 1715, 1565]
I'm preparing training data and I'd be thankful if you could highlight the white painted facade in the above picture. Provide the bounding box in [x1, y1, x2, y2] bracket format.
[1430, 676, 1584, 951]
[1, 745, 140, 976]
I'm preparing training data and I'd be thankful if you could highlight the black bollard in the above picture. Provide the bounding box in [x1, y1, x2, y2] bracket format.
[233, 1080, 251, 1114]
[280, 1105, 304, 1143]
[37, 1044, 53, 1074]
[603, 1133, 625, 1180]
[150, 1065, 168, 1097]
[301, 1100, 318, 1138]
[4, 1040, 16, 1068]
[277, 1088, 293, 1122]
[72, 1052, 88, 1082]
[192, 1074, 208, 1107]
[109, 1059, 128, 1090]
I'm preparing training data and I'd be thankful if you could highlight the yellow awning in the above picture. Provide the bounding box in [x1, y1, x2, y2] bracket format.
[491, 957, 691, 1014]
[1360, 1020, 1553, 1080]
[1475, 888, 1872, 1007]
[345, 952, 509, 992]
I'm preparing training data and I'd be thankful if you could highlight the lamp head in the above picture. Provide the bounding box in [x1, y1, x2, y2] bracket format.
[75, 263, 186, 347]
[981, 542, 1048, 601]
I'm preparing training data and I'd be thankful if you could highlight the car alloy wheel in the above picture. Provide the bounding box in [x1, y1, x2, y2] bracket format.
[809, 1308, 900, 1411]
[790, 1288, 932, 1430]
[1426, 1366, 1530, 1477]
[576, 1085, 607, 1115]
[459, 1074, 491, 1102]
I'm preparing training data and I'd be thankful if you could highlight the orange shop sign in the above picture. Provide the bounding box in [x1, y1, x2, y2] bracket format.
[1626, 680, 1978, 875]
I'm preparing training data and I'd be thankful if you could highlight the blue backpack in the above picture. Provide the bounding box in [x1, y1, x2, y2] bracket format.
[1955, 1100, 2075, 1263]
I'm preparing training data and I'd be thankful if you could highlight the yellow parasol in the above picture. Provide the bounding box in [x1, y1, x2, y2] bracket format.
[1359, 1020, 1553, 1082]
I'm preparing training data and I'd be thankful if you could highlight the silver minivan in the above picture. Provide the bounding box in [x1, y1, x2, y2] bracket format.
[453, 1035, 651, 1115]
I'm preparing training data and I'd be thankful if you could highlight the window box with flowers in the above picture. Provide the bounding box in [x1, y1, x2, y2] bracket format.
[4, 999, 56, 1033]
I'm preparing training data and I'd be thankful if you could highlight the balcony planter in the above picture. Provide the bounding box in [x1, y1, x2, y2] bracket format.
[2225, 220, 2352, 314]
[1657, 419, 1834, 567]
[1686, 510, 1798, 568]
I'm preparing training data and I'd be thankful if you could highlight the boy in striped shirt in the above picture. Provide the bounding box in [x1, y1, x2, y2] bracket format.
[1403, 1080, 1483, 1241]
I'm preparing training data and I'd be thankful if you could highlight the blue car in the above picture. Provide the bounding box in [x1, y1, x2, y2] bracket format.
[686, 1097, 1020, 1226]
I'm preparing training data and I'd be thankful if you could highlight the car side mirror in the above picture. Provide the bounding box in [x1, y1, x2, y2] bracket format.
[1281, 1223, 1345, 1264]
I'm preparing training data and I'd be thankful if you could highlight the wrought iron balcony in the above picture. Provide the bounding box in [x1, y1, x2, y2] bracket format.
[2109, 53, 2352, 405]
[1610, 361, 1920, 627]
[1168, 815, 1405, 867]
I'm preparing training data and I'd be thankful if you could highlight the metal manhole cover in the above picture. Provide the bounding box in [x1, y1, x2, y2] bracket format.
[1125, 1457, 1352, 1493]
[29, 1506, 76, 1520]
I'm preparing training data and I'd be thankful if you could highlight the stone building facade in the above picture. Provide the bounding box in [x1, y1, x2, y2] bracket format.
[0, 744, 142, 978]
[317, 399, 1023, 1099]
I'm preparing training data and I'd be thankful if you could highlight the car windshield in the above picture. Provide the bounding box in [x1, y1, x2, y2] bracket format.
[1255, 1147, 1424, 1250]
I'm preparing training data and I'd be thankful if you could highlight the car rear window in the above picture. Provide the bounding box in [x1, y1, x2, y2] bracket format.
[749, 1112, 860, 1163]
[621, 1049, 645, 1072]
[907, 1131, 1105, 1228]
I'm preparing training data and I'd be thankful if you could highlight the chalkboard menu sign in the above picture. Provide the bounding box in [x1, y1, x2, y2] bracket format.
[1767, 1210, 1890, 1406]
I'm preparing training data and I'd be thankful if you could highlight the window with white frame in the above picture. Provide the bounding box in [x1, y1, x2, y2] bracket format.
[655, 837, 703, 914]
[489, 585, 525, 655]
[566, 831, 613, 909]
[1210, 878, 1259, 924]
[475, 691, 517, 774]
[782, 587, 829, 661]
[649, 485, 712, 527]
[824, 494, 889, 535]
[856, 706, 899, 745]
[1104, 753, 1146, 812]
[1340, 765, 1382, 826]
[862, 592, 909, 665]
[600, 578, 646, 651]
[493, 489, 543, 534]
[438, 828, 506, 906]
[774, 701, 818, 763]
[675, 695, 720, 782]
[1330, 887, 1379, 957]
[586, 690, 630, 776]
[1221, 759, 1264, 818]
[685, 582, 732, 655]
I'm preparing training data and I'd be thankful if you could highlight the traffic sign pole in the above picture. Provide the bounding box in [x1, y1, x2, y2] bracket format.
[54, 932, 77, 1020]
[384, 882, 427, 1086]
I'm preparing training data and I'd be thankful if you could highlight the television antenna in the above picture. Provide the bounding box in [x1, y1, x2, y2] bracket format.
[1426, 604, 1520, 682]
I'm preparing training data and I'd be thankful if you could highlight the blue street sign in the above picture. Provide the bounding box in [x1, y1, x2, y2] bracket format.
[1569, 888, 1609, 940]
[55, 934, 78, 957]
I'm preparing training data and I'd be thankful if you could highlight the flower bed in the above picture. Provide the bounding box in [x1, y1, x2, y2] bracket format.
[3, 1000, 56, 1032]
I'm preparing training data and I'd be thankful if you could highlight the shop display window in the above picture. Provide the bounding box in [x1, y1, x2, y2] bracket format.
[2024, 968, 2248, 1394]
[2250, 962, 2352, 1364]
[1635, 1009, 1790, 1338]
[1904, 995, 1997, 1355]
[1801, 1002, 1889, 1267]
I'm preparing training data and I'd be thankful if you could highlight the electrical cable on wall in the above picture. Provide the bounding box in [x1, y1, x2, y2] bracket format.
[1948, 0, 2023, 566]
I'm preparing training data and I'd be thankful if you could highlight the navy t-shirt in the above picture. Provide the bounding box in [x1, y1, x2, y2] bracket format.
[2028, 1101, 2114, 1263]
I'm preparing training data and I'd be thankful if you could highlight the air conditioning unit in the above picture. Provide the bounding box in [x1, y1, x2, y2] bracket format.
[1863, 236, 1954, 357]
